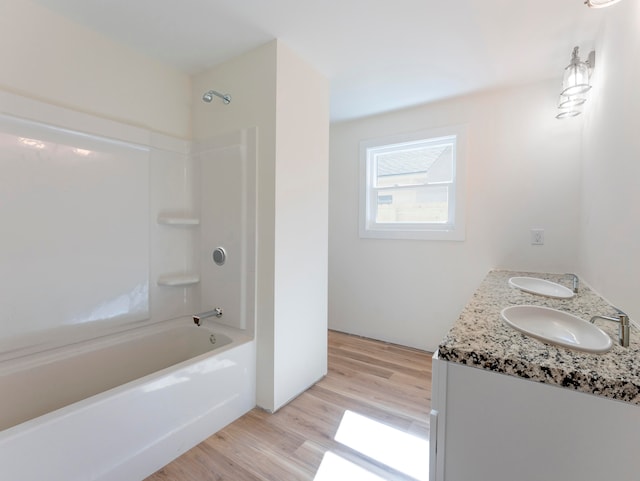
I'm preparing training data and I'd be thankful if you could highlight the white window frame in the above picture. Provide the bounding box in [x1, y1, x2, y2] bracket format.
[359, 125, 467, 241]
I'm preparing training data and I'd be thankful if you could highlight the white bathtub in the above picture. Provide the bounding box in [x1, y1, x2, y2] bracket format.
[0, 318, 256, 481]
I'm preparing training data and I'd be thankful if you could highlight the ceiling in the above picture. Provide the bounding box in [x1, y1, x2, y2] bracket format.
[31, 0, 604, 122]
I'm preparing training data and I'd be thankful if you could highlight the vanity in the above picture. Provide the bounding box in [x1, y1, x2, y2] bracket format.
[430, 270, 640, 481]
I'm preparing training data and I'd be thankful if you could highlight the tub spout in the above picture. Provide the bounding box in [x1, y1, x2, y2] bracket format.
[193, 308, 223, 326]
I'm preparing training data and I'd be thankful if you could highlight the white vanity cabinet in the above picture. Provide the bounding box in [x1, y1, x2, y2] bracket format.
[429, 353, 640, 481]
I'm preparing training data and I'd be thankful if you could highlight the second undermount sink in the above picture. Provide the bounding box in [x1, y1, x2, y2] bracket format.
[508, 276, 575, 299]
[501, 305, 613, 353]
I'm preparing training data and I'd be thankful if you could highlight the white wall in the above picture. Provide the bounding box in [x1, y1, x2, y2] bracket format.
[273, 43, 329, 409]
[193, 41, 329, 411]
[579, 1, 640, 321]
[0, 0, 191, 139]
[329, 81, 583, 351]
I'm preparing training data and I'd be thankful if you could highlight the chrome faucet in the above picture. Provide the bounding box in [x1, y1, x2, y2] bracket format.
[566, 273, 579, 293]
[193, 307, 223, 326]
[590, 309, 630, 347]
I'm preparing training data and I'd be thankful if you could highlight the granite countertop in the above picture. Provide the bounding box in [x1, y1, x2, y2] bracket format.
[438, 270, 640, 405]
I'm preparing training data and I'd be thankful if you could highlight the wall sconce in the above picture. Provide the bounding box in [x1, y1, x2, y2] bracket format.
[556, 46, 595, 119]
[585, 0, 623, 8]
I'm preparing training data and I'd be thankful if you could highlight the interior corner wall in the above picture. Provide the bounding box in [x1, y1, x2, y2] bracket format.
[272, 42, 329, 410]
[579, 1, 640, 321]
[329, 80, 583, 351]
[0, 0, 191, 139]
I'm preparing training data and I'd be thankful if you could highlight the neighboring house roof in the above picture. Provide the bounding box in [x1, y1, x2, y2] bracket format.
[376, 145, 450, 177]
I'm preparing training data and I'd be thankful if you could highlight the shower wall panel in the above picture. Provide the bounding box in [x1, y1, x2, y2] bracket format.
[0, 114, 150, 352]
[195, 129, 257, 333]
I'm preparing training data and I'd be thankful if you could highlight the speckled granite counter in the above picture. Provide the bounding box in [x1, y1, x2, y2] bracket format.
[438, 270, 640, 405]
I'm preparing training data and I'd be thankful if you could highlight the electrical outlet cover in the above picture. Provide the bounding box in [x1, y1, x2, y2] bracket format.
[531, 229, 544, 245]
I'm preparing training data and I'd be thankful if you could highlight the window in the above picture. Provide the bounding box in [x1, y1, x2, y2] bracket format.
[359, 125, 466, 240]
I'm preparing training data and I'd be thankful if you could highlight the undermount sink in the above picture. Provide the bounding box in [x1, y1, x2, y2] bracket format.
[501, 305, 613, 353]
[508, 276, 575, 299]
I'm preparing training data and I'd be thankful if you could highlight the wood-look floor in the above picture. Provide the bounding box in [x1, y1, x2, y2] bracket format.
[145, 330, 432, 481]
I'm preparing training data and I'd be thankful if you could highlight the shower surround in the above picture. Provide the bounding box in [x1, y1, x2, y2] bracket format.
[0, 91, 257, 479]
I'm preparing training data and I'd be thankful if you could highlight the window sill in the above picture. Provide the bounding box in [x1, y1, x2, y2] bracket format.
[359, 225, 465, 241]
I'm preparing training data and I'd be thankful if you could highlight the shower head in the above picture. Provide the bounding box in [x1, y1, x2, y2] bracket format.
[202, 90, 231, 105]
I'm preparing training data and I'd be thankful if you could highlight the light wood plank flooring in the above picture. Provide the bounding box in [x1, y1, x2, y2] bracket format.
[145, 330, 432, 481]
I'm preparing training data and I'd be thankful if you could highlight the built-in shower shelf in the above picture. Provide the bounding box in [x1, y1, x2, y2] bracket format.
[157, 274, 200, 287]
[157, 214, 200, 226]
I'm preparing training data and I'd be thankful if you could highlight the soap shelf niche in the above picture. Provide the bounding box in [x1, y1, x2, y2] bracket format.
[156, 211, 199, 287]
[157, 214, 200, 226]
[157, 274, 200, 287]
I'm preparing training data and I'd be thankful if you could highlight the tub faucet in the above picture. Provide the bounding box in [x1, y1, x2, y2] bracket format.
[193, 307, 223, 326]
[566, 273, 579, 293]
[590, 309, 630, 347]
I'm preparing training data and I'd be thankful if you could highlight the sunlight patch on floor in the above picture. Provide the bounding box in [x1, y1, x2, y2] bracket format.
[334, 410, 429, 480]
[314, 451, 388, 481]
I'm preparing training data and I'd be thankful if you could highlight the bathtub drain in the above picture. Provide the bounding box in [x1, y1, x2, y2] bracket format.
[209, 334, 217, 345]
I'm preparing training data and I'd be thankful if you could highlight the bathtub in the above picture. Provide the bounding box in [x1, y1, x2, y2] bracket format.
[0, 318, 256, 481]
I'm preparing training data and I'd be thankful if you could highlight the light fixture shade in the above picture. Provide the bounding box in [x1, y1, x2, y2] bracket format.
[558, 94, 587, 109]
[561, 61, 591, 96]
[585, 0, 623, 8]
[556, 47, 594, 119]
[556, 110, 581, 119]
